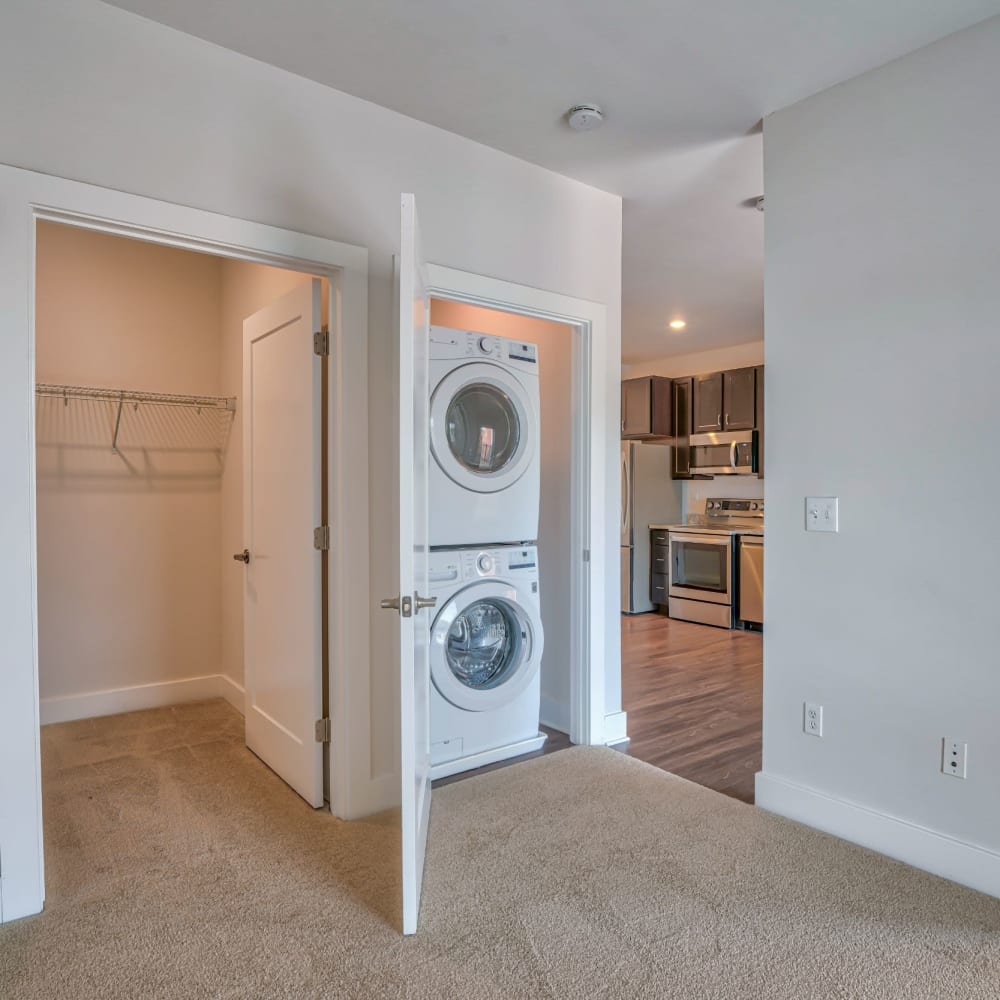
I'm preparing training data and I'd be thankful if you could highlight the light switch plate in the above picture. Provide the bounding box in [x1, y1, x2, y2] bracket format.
[806, 497, 839, 532]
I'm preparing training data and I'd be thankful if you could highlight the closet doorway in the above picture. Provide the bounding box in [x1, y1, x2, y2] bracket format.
[34, 221, 329, 807]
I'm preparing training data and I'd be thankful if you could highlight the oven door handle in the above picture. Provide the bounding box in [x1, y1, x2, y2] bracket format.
[670, 533, 733, 548]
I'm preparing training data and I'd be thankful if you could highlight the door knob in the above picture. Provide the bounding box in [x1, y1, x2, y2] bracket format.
[380, 595, 413, 618]
[233, 549, 250, 564]
[414, 593, 438, 611]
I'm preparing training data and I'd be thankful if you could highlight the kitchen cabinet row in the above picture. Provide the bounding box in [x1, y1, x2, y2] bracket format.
[621, 365, 764, 480]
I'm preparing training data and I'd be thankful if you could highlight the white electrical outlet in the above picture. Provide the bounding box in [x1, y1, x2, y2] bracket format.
[804, 702, 823, 737]
[805, 497, 839, 532]
[942, 738, 968, 779]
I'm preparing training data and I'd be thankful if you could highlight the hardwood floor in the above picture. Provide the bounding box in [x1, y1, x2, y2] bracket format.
[434, 613, 762, 803]
[620, 612, 762, 803]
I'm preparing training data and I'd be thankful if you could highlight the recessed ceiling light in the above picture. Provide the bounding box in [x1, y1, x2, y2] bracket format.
[669, 319, 686, 330]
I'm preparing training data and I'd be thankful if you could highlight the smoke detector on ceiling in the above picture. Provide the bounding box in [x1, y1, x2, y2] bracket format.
[567, 104, 604, 131]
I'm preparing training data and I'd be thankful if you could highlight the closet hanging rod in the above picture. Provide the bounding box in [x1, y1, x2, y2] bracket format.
[35, 383, 237, 412]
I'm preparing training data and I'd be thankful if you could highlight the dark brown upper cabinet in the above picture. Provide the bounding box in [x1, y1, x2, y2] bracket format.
[621, 376, 673, 438]
[671, 376, 693, 478]
[693, 367, 758, 434]
[692, 372, 724, 433]
[723, 367, 757, 431]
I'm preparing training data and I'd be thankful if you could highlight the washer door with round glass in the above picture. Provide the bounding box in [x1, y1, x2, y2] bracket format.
[429, 580, 543, 712]
[429, 362, 537, 494]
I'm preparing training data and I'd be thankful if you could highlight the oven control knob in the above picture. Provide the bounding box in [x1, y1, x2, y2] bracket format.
[751, 502, 759, 510]
[477, 553, 494, 574]
[707, 501, 716, 510]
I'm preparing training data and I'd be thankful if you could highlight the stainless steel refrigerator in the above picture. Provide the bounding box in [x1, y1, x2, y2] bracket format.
[621, 441, 683, 614]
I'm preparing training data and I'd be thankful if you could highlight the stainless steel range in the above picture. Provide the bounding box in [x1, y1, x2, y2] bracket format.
[661, 498, 764, 629]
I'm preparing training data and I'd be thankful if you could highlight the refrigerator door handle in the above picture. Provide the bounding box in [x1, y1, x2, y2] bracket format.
[622, 449, 631, 540]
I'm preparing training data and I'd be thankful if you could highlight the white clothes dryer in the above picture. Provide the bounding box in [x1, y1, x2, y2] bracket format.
[428, 544, 546, 779]
[429, 326, 541, 547]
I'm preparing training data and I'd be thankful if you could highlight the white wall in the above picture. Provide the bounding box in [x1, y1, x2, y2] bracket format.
[34, 222, 225, 717]
[622, 340, 763, 380]
[218, 261, 318, 691]
[0, 0, 622, 829]
[429, 301, 574, 734]
[759, 15, 1000, 892]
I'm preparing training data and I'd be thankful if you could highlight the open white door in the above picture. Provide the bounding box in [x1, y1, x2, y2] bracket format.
[241, 279, 324, 808]
[385, 194, 434, 935]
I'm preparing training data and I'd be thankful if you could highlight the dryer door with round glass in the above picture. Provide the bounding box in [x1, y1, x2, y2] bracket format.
[429, 362, 537, 494]
[429, 580, 543, 712]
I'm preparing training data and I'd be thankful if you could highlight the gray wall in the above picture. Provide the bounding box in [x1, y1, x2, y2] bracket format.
[762, 15, 1000, 863]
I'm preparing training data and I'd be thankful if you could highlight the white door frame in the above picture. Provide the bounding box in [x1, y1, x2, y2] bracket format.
[0, 164, 369, 923]
[424, 263, 612, 747]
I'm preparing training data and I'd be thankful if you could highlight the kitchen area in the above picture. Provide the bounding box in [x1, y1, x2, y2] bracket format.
[619, 361, 764, 803]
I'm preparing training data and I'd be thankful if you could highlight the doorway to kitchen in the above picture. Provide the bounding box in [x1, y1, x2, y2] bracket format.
[619, 364, 764, 802]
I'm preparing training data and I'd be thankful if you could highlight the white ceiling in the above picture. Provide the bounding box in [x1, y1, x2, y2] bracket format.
[103, 0, 1000, 362]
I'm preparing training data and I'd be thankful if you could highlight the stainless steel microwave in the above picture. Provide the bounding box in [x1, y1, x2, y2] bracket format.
[688, 430, 758, 476]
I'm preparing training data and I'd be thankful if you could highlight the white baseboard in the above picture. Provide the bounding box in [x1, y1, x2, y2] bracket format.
[755, 771, 1000, 900]
[603, 710, 629, 746]
[540, 694, 570, 735]
[216, 674, 245, 715]
[41, 673, 245, 726]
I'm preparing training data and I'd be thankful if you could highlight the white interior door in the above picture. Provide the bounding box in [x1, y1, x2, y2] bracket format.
[390, 194, 434, 935]
[242, 279, 324, 808]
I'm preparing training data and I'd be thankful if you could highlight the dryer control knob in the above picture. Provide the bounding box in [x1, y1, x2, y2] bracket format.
[478, 336, 491, 353]
[477, 553, 494, 574]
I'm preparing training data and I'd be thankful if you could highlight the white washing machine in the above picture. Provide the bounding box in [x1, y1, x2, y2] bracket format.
[428, 544, 546, 779]
[429, 326, 541, 547]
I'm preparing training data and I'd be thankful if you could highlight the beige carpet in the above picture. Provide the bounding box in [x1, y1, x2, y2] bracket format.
[1, 700, 998, 999]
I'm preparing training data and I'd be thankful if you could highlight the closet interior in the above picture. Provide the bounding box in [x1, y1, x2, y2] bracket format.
[34, 221, 320, 733]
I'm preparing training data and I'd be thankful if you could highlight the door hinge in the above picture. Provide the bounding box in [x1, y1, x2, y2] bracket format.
[583, 549, 590, 562]
[314, 718, 331, 743]
[313, 326, 330, 357]
[313, 525, 330, 551]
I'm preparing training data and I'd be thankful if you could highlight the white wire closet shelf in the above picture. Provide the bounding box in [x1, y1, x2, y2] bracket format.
[35, 383, 237, 455]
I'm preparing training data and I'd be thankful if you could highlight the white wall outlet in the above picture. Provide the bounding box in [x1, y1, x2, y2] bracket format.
[804, 702, 823, 737]
[942, 738, 968, 779]
[805, 497, 839, 532]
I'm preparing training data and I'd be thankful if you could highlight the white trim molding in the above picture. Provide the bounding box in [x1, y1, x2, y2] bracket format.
[39, 676, 239, 726]
[603, 711, 629, 746]
[0, 163, 369, 923]
[756, 772, 1000, 900]
[216, 675, 246, 715]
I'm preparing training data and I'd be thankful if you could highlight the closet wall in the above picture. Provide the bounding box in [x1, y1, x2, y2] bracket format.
[428, 300, 574, 734]
[35, 223, 225, 720]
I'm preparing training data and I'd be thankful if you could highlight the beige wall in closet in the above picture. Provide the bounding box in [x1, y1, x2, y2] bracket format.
[34, 223, 225, 710]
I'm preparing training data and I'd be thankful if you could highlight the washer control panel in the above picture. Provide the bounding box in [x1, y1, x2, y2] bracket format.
[429, 326, 537, 367]
[456, 545, 538, 581]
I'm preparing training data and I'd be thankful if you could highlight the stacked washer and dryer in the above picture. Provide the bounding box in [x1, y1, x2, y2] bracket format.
[426, 326, 546, 779]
